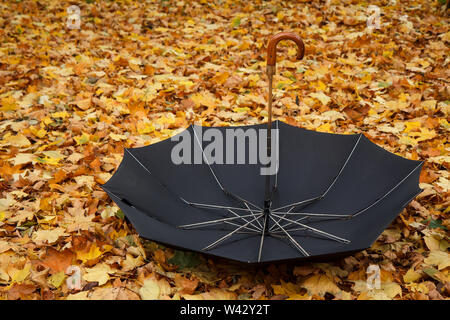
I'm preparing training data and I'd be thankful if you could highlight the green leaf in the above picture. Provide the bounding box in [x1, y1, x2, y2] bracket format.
[17, 220, 37, 231]
[115, 209, 125, 220]
[125, 235, 136, 246]
[440, 239, 450, 251]
[231, 17, 241, 28]
[48, 272, 66, 288]
[423, 267, 439, 280]
[421, 218, 447, 230]
[167, 250, 201, 270]
[378, 81, 392, 88]
[276, 82, 285, 89]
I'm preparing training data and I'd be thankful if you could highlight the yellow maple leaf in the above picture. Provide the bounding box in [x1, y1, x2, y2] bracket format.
[424, 251, 450, 270]
[424, 235, 442, 252]
[48, 272, 66, 288]
[76, 244, 110, 263]
[420, 100, 436, 111]
[398, 135, 418, 146]
[233, 107, 250, 113]
[137, 121, 155, 135]
[0, 96, 17, 111]
[11, 263, 31, 283]
[109, 133, 127, 141]
[414, 128, 437, 142]
[2, 133, 31, 147]
[30, 126, 47, 138]
[312, 80, 327, 91]
[139, 278, 161, 300]
[83, 263, 115, 286]
[317, 123, 333, 133]
[403, 269, 422, 284]
[74, 132, 90, 145]
[404, 121, 421, 133]
[32, 227, 69, 244]
[51, 111, 70, 119]
[352, 280, 402, 300]
[139, 275, 172, 300]
[190, 92, 217, 108]
[37, 151, 66, 166]
[210, 72, 230, 85]
[272, 280, 301, 296]
[309, 91, 331, 105]
[121, 254, 144, 272]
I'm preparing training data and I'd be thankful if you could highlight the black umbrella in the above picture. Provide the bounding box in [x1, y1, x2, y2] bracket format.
[101, 32, 423, 263]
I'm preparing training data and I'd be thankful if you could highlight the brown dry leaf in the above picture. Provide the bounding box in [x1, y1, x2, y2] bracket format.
[40, 248, 74, 275]
[174, 274, 199, 295]
[6, 283, 37, 300]
[301, 274, 341, 297]
[183, 288, 237, 300]
[69, 287, 140, 300]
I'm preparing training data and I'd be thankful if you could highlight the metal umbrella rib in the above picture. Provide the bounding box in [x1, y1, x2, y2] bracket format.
[271, 162, 423, 232]
[271, 133, 363, 214]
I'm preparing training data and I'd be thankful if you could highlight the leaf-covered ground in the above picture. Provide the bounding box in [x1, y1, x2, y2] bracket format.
[0, 0, 449, 300]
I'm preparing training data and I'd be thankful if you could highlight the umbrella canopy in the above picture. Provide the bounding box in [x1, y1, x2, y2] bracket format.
[102, 33, 423, 263]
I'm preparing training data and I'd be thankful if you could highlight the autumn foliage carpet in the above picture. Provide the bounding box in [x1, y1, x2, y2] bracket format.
[0, 0, 449, 300]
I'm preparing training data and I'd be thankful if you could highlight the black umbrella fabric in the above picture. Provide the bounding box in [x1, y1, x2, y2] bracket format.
[101, 33, 423, 263]
[101, 121, 422, 263]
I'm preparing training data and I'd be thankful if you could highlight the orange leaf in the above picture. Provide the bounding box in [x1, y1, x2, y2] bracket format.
[89, 158, 101, 170]
[50, 169, 67, 184]
[39, 248, 74, 274]
[174, 274, 199, 295]
[39, 197, 52, 211]
[7, 283, 37, 300]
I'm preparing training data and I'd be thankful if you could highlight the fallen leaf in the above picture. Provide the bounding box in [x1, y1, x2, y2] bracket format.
[301, 274, 341, 297]
[32, 227, 69, 245]
[424, 252, 450, 270]
[83, 263, 115, 286]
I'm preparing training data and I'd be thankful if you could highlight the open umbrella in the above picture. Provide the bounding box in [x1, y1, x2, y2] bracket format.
[101, 32, 423, 263]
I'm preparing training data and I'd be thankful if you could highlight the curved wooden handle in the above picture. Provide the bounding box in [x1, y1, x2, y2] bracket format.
[267, 32, 305, 67]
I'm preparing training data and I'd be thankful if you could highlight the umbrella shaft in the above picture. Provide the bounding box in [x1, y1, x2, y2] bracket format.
[267, 68, 274, 129]
[264, 68, 275, 208]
